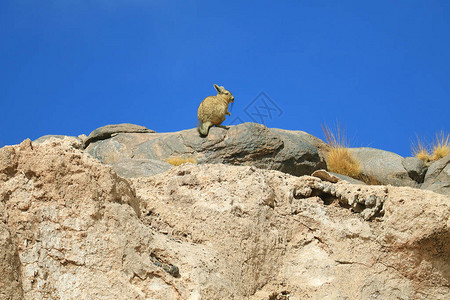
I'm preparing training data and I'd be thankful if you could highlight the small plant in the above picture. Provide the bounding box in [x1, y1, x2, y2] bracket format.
[322, 123, 361, 179]
[166, 156, 197, 166]
[412, 131, 449, 163]
[431, 131, 450, 161]
[412, 136, 431, 163]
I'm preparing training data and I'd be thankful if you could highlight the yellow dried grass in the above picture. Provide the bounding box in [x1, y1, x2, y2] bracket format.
[166, 156, 197, 166]
[430, 131, 450, 161]
[412, 131, 449, 163]
[322, 124, 361, 179]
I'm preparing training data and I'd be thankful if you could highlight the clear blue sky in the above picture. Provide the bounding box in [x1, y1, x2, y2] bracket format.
[1, 1, 449, 157]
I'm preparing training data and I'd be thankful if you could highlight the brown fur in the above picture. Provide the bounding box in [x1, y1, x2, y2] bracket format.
[197, 84, 234, 136]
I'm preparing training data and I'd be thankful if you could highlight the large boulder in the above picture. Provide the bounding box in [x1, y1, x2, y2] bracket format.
[84, 123, 155, 147]
[86, 122, 327, 177]
[269, 128, 328, 175]
[348, 147, 417, 187]
[402, 156, 427, 183]
[421, 154, 450, 195]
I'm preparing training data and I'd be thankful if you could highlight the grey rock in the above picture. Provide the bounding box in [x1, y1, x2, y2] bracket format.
[348, 147, 416, 187]
[421, 154, 450, 195]
[402, 157, 427, 183]
[137, 129, 201, 162]
[269, 128, 327, 176]
[330, 172, 366, 185]
[109, 159, 173, 178]
[164, 264, 180, 278]
[86, 122, 327, 177]
[84, 123, 155, 148]
[85, 131, 160, 164]
[275, 128, 330, 160]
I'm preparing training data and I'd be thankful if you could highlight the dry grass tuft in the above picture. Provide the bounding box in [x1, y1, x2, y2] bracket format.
[412, 131, 449, 163]
[431, 131, 450, 161]
[412, 136, 431, 163]
[166, 156, 197, 166]
[415, 150, 431, 163]
[322, 124, 361, 179]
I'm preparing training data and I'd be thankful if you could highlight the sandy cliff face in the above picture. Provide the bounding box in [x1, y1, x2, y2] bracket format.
[0, 138, 449, 299]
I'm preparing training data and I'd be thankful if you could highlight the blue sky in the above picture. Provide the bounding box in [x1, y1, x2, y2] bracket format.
[1, 0, 449, 157]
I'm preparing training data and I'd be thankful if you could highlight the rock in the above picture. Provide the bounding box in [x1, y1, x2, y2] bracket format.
[0, 139, 154, 299]
[1, 140, 449, 299]
[109, 159, 173, 178]
[33, 135, 84, 149]
[134, 163, 449, 298]
[293, 175, 387, 220]
[84, 123, 155, 148]
[271, 128, 330, 160]
[380, 185, 450, 246]
[312, 169, 340, 183]
[0, 223, 24, 300]
[421, 154, 450, 195]
[34, 135, 70, 143]
[330, 172, 366, 185]
[402, 157, 427, 183]
[87, 122, 327, 177]
[268, 128, 328, 176]
[311, 170, 367, 186]
[78, 134, 88, 144]
[348, 147, 416, 187]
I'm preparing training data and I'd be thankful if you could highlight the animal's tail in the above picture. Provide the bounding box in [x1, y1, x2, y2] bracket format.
[198, 122, 212, 136]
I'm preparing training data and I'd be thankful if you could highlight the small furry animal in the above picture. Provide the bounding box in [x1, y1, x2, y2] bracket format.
[197, 84, 235, 136]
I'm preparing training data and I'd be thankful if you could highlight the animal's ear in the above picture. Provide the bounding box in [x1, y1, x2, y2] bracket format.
[214, 84, 222, 93]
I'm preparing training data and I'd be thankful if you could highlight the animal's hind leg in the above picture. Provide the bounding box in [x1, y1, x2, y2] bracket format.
[198, 121, 213, 136]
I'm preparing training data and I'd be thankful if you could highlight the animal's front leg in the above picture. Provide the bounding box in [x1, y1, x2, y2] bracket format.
[226, 111, 231, 116]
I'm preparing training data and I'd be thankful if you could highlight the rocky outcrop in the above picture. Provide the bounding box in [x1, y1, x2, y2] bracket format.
[34, 124, 448, 196]
[421, 154, 450, 195]
[1, 140, 449, 299]
[0, 139, 152, 299]
[86, 122, 327, 177]
[79, 123, 450, 195]
[348, 147, 417, 187]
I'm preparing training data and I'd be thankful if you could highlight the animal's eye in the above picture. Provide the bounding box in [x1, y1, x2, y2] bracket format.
[225, 92, 229, 95]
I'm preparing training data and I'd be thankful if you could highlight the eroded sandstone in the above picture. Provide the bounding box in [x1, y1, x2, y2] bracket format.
[0, 139, 448, 299]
